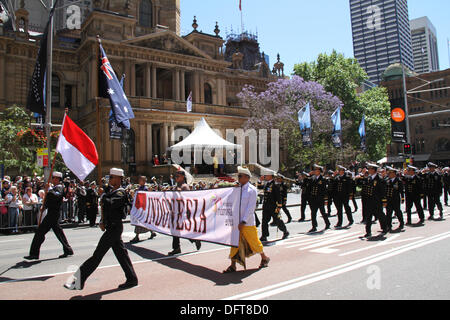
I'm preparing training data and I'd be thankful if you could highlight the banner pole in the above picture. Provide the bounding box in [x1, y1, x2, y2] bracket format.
[96, 35, 102, 185]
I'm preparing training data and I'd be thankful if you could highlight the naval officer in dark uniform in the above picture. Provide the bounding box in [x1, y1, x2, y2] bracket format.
[297, 172, 311, 222]
[444, 167, 450, 206]
[260, 170, 289, 242]
[24, 171, 73, 260]
[423, 162, 444, 220]
[64, 168, 138, 290]
[403, 165, 425, 225]
[333, 165, 354, 228]
[384, 167, 405, 232]
[361, 163, 388, 238]
[307, 164, 331, 233]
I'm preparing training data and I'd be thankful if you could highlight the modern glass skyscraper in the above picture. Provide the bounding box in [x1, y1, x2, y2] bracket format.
[410, 16, 439, 74]
[350, 0, 415, 84]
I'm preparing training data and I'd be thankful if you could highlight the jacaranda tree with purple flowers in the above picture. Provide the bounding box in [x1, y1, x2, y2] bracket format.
[238, 76, 356, 172]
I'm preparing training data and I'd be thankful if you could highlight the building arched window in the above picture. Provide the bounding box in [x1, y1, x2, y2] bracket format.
[139, 0, 152, 28]
[52, 74, 61, 108]
[204, 83, 212, 105]
[435, 138, 450, 152]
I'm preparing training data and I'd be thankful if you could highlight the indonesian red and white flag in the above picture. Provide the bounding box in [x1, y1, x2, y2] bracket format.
[56, 114, 98, 181]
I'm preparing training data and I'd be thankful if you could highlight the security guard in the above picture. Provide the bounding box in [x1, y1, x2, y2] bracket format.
[384, 167, 405, 232]
[333, 165, 354, 228]
[24, 172, 74, 260]
[64, 168, 138, 290]
[403, 165, 425, 225]
[297, 172, 311, 222]
[307, 164, 331, 233]
[276, 174, 292, 224]
[363, 163, 388, 238]
[423, 162, 444, 220]
[86, 181, 99, 227]
[260, 169, 289, 242]
[444, 167, 450, 206]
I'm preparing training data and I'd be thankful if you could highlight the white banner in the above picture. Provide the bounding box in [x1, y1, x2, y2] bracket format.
[130, 187, 242, 247]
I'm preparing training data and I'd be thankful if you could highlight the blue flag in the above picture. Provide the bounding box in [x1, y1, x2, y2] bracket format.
[331, 107, 342, 148]
[359, 114, 367, 152]
[298, 102, 312, 147]
[98, 43, 134, 129]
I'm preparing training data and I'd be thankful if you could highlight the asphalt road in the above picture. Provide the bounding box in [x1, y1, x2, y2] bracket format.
[0, 193, 449, 301]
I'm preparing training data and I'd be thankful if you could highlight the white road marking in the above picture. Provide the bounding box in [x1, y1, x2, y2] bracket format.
[296, 232, 361, 251]
[0, 239, 25, 243]
[283, 230, 354, 249]
[310, 239, 362, 254]
[223, 231, 450, 300]
[339, 235, 424, 257]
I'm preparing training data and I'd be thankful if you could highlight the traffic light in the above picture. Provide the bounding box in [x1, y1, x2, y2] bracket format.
[404, 143, 412, 155]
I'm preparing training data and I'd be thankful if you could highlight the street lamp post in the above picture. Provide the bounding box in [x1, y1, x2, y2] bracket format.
[44, 0, 55, 180]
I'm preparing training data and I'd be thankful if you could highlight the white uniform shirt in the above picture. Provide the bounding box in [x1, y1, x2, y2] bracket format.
[239, 182, 258, 226]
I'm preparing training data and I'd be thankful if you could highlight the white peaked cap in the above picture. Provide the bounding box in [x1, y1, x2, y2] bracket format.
[238, 166, 252, 178]
[52, 171, 63, 178]
[110, 168, 125, 177]
[261, 167, 275, 176]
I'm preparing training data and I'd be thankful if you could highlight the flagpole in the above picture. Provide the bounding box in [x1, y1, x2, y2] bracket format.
[44, 0, 55, 181]
[96, 35, 102, 185]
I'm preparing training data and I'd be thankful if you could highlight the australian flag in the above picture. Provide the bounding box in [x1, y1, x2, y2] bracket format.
[98, 42, 134, 129]
[26, 0, 59, 116]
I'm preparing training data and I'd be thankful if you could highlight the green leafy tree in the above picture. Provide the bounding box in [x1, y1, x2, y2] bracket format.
[0, 105, 38, 174]
[355, 87, 392, 161]
[0, 105, 66, 176]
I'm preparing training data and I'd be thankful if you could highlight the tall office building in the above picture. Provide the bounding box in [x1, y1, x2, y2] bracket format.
[410, 16, 439, 74]
[350, 0, 415, 84]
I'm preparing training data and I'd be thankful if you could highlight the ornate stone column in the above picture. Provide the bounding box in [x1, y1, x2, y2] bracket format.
[173, 69, 180, 101]
[145, 63, 151, 98]
[180, 70, 186, 101]
[151, 65, 157, 98]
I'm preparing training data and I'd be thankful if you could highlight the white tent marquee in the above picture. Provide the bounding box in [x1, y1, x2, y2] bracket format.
[167, 117, 242, 165]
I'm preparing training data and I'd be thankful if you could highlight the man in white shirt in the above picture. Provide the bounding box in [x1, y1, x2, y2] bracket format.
[223, 166, 270, 273]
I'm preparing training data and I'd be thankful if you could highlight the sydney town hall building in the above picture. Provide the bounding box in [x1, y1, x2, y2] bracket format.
[0, 0, 283, 177]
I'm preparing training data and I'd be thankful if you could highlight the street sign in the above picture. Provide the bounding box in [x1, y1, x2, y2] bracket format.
[37, 148, 49, 167]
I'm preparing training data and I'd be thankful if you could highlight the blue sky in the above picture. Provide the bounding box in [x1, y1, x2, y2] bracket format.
[180, 0, 450, 74]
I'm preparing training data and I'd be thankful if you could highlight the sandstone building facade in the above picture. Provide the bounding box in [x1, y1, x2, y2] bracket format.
[0, 0, 281, 177]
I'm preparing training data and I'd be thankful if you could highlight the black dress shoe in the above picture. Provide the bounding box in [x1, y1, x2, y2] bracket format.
[168, 248, 181, 256]
[195, 241, 201, 251]
[59, 251, 74, 258]
[24, 255, 39, 260]
[259, 236, 267, 242]
[118, 279, 138, 289]
[325, 224, 331, 230]
[308, 228, 317, 233]
[282, 231, 289, 240]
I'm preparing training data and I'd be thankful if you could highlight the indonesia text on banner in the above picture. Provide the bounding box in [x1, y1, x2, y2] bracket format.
[130, 187, 242, 247]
